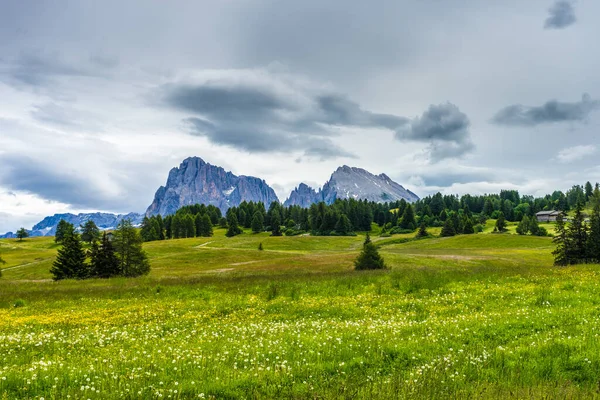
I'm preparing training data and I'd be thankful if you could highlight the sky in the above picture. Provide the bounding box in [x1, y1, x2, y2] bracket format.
[1, 0, 600, 233]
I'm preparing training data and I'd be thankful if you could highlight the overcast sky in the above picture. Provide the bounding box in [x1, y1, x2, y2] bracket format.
[1, 0, 600, 233]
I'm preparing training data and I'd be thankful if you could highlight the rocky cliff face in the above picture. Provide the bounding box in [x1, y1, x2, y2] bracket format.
[0, 212, 144, 238]
[145, 157, 279, 216]
[284, 165, 419, 207]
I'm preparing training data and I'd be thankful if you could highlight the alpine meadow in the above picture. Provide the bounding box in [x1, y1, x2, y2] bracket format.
[3, 1, 600, 399]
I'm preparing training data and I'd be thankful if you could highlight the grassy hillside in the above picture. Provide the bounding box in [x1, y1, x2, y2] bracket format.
[2, 228, 600, 398]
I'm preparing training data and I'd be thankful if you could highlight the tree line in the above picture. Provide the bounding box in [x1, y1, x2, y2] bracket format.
[51, 219, 149, 280]
[553, 185, 600, 266]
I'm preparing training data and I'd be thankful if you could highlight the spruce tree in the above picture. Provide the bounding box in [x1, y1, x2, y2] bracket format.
[80, 220, 100, 243]
[335, 214, 352, 235]
[587, 194, 600, 262]
[516, 215, 530, 235]
[567, 202, 588, 263]
[226, 214, 242, 237]
[55, 220, 72, 243]
[354, 233, 386, 270]
[184, 215, 196, 238]
[270, 213, 282, 236]
[528, 215, 542, 236]
[440, 219, 456, 237]
[112, 220, 150, 277]
[399, 204, 416, 230]
[416, 222, 429, 238]
[199, 214, 213, 237]
[51, 230, 88, 280]
[495, 212, 507, 232]
[553, 214, 569, 266]
[90, 232, 121, 278]
[462, 217, 475, 234]
[251, 212, 264, 233]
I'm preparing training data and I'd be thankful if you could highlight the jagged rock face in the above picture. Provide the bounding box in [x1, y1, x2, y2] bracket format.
[283, 183, 321, 208]
[0, 212, 144, 238]
[284, 165, 419, 207]
[146, 157, 279, 216]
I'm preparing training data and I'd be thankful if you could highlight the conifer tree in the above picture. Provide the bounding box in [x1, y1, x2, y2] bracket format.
[184, 215, 196, 238]
[440, 219, 456, 237]
[516, 215, 530, 235]
[90, 232, 121, 278]
[50, 230, 88, 280]
[462, 217, 475, 234]
[354, 233, 386, 270]
[270, 213, 283, 236]
[226, 214, 242, 237]
[199, 214, 213, 237]
[399, 204, 416, 230]
[495, 212, 507, 232]
[416, 222, 429, 238]
[553, 214, 569, 266]
[112, 220, 150, 277]
[335, 214, 352, 235]
[55, 220, 72, 243]
[587, 191, 600, 262]
[80, 220, 100, 243]
[251, 211, 264, 233]
[567, 202, 588, 263]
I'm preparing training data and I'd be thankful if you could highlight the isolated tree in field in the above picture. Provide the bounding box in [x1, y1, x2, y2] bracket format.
[440, 219, 456, 237]
[51, 230, 88, 280]
[90, 232, 121, 278]
[528, 215, 546, 236]
[251, 211, 264, 233]
[226, 214, 242, 237]
[80, 220, 100, 243]
[516, 215, 530, 235]
[258, 242, 264, 251]
[416, 222, 429, 238]
[112, 220, 150, 277]
[354, 233, 386, 270]
[55, 219, 72, 243]
[495, 212, 507, 232]
[16, 228, 29, 242]
[270, 213, 282, 236]
[199, 214, 213, 237]
[553, 214, 569, 266]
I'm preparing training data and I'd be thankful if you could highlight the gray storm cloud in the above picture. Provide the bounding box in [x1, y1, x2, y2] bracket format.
[395, 103, 474, 162]
[544, 1, 576, 29]
[492, 94, 600, 126]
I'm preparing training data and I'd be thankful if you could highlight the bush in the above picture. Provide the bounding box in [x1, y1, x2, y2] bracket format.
[13, 299, 26, 308]
[389, 227, 415, 235]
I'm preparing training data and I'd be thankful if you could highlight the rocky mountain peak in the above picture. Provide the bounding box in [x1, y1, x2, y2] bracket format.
[146, 157, 279, 216]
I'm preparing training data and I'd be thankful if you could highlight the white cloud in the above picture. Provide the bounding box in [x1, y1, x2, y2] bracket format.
[556, 145, 597, 164]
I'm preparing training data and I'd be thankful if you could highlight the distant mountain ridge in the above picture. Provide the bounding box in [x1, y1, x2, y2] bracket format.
[284, 165, 419, 207]
[145, 157, 279, 216]
[0, 212, 143, 239]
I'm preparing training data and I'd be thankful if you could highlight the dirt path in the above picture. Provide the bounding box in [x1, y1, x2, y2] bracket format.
[2, 258, 52, 271]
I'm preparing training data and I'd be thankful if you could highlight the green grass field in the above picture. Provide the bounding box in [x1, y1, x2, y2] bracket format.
[2, 226, 600, 399]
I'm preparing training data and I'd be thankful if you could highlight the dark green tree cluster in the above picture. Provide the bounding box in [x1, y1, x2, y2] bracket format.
[553, 190, 600, 266]
[516, 215, 548, 236]
[51, 220, 149, 280]
[414, 183, 600, 228]
[140, 215, 166, 242]
[80, 220, 100, 243]
[159, 204, 221, 240]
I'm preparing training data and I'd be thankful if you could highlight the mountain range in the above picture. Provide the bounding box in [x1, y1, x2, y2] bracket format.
[1, 157, 418, 237]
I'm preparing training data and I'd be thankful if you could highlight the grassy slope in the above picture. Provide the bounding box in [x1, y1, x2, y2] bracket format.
[2, 228, 600, 399]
